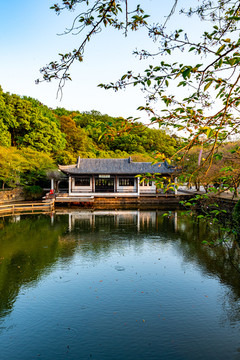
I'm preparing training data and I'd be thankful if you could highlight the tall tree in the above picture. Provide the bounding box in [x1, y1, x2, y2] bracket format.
[59, 115, 90, 154]
[2, 93, 66, 152]
[0, 86, 12, 147]
[0, 146, 55, 189]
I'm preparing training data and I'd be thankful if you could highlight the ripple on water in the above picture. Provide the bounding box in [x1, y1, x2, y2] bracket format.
[114, 265, 125, 271]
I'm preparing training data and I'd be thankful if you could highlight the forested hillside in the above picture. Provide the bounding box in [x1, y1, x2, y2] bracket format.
[0, 87, 180, 190]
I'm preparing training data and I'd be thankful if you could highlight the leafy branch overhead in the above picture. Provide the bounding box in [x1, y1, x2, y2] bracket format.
[37, 0, 149, 98]
[38, 0, 240, 181]
[99, 0, 240, 175]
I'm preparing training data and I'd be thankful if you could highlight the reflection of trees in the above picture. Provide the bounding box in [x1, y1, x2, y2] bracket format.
[0, 210, 240, 327]
[0, 215, 68, 321]
[169, 214, 240, 326]
[62, 211, 240, 294]
[173, 215, 240, 295]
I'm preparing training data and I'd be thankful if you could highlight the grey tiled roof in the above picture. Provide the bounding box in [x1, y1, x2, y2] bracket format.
[59, 158, 177, 175]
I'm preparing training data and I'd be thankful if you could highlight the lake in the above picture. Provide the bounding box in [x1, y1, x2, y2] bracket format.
[0, 209, 240, 360]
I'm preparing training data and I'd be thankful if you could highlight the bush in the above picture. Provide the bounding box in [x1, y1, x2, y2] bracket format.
[233, 200, 240, 224]
[233, 199, 240, 243]
[24, 185, 43, 200]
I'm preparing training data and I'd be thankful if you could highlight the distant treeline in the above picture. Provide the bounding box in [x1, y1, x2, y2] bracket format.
[0, 86, 180, 190]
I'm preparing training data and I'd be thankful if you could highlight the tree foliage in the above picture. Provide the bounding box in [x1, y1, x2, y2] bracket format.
[178, 142, 240, 193]
[0, 87, 181, 186]
[0, 146, 54, 189]
[0, 88, 66, 152]
[59, 115, 90, 154]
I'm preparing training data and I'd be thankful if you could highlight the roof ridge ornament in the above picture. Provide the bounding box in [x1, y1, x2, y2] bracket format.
[76, 156, 81, 168]
[164, 160, 170, 168]
[128, 156, 131, 163]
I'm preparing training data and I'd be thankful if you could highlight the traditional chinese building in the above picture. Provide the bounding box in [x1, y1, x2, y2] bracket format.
[54, 157, 178, 201]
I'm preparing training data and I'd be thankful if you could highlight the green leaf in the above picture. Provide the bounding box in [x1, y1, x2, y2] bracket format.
[182, 68, 191, 79]
[216, 44, 226, 55]
[204, 81, 213, 91]
[121, 74, 127, 80]
[227, 16, 240, 20]
[222, 38, 231, 43]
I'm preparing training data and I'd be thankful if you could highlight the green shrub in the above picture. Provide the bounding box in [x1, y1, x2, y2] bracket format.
[233, 199, 240, 242]
[24, 185, 43, 200]
[233, 200, 240, 225]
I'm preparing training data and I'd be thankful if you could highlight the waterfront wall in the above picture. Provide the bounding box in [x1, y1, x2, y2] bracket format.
[0, 188, 25, 203]
[93, 195, 188, 205]
[55, 195, 191, 211]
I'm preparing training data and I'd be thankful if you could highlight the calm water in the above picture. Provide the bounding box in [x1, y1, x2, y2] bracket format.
[0, 210, 240, 360]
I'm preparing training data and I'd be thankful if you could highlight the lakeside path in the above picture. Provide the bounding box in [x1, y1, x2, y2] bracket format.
[178, 189, 239, 203]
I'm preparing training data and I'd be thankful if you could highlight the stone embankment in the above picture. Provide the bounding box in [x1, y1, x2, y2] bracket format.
[0, 188, 25, 204]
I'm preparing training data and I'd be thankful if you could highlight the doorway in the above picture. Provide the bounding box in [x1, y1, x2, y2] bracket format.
[95, 178, 114, 192]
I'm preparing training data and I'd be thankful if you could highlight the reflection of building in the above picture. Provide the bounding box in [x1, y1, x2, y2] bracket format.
[66, 210, 158, 232]
[56, 210, 179, 232]
[61, 210, 179, 232]
[53, 157, 178, 202]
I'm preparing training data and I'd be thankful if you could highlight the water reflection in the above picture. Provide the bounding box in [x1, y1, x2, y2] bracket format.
[0, 210, 240, 359]
[66, 210, 163, 232]
[0, 215, 66, 319]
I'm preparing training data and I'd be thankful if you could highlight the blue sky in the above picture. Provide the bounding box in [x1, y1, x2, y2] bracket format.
[0, 0, 199, 121]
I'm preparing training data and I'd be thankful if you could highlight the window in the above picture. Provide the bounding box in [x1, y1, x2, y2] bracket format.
[75, 177, 90, 186]
[119, 178, 135, 186]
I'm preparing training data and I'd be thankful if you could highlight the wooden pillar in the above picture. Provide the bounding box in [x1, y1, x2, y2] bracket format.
[137, 177, 140, 196]
[69, 176, 71, 195]
[51, 178, 54, 191]
[174, 177, 178, 195]
[115, 175, 118, 193]
[92, 175, 95, 193]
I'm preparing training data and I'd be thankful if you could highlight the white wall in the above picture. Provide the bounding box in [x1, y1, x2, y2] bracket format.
[69, 176, 156, 194]
[139, 181, 156, 194]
